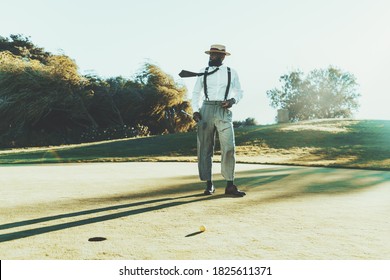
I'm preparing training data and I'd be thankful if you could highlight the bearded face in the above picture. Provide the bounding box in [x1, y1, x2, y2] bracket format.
[208, 53, 225, 67]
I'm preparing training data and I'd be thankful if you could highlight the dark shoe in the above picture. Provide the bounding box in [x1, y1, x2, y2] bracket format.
[204, 184, 215, 195]
[225, 185, 246, 197]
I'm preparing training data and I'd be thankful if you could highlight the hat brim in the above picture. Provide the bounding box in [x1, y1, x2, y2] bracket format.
[205, 50, 231, 56]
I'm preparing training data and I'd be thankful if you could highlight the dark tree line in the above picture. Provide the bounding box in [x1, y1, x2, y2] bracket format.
[0, 35, 194, 148]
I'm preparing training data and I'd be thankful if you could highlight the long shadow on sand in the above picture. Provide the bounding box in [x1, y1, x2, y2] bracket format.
[0, 192, 226, 243]
[1, 166, 389, 243]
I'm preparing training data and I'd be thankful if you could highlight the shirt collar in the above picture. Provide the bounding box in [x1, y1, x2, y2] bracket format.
[209, 65, 224, 69]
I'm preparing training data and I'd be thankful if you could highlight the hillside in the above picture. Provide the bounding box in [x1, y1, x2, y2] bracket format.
[0, 119, 389, 170]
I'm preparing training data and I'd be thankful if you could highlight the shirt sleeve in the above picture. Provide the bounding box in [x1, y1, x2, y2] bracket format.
[191, 72, 204, 113]
[231, 69, 243, 104]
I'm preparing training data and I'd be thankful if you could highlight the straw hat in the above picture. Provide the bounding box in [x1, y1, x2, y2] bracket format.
[205, 44, 231, 56]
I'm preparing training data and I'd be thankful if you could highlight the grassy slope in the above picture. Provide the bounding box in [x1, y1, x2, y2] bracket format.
[0, 119, 389, 170]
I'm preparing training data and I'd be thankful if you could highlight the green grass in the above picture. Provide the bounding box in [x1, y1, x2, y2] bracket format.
[1, 119, 389, 170]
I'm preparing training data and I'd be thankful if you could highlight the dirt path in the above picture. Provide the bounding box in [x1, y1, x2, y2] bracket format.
[0, 162, 389, 259]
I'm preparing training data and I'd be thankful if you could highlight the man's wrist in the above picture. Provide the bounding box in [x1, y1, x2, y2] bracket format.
[193, 111, 201, 122]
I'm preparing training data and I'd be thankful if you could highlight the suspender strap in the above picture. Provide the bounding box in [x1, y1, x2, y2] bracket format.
[224, 67, 231, 101]
[203, 67, 209, 100]
[204, 67, 230, 101]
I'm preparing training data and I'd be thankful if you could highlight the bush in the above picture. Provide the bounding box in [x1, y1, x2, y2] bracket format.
[233, 117, 258, 128]
[78, 124, 150, 142]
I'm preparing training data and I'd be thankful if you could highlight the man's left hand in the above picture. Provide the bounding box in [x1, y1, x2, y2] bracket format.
[221, 98, 236, 108]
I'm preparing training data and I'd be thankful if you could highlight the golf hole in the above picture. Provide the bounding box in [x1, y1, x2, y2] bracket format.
[88, 237, 107, 242]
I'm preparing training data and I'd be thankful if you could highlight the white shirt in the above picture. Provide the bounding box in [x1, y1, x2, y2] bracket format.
[191, 65, 244, 112]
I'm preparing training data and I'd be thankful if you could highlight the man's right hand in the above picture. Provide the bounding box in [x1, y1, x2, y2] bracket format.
[193, 112, 201, 122]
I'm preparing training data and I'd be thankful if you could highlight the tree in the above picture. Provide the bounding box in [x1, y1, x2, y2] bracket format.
[0, 52, 95, 146]
[135, 63, 195, 134]
[0, 35, 196, 147]
[0, 34, 50, 63]
[83, 75, 125, 128]
[105, 76, 144, 127]
[266, 66, 360, 121]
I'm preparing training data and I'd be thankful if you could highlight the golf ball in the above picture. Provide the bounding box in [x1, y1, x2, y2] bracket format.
[200, 225, 206, 232]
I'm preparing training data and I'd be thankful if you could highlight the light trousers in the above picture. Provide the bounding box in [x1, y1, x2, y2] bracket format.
[197, 101, 236, 181]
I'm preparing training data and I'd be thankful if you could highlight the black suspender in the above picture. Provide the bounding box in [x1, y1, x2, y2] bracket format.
[203, 67, 209, 100]
[203, 67, 231, 101]
[225, 67, 231, 101]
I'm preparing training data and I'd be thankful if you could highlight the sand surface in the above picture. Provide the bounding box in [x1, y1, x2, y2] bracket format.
[0, 162, 389, 259]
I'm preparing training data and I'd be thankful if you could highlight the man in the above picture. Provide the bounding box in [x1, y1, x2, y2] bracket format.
[191, 44, 246, 197]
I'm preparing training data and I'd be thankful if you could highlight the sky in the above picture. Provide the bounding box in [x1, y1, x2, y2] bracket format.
[1, 0, 389, 124]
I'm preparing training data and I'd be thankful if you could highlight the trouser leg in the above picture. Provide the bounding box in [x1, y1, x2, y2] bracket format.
[215, 108, 235, 181]
[197, 107, 216, 181]
[217, 122, 235, 181]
